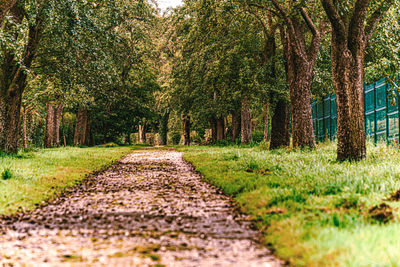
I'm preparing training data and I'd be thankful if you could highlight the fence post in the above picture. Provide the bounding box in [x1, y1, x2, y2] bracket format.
[386, 81, 390, 144]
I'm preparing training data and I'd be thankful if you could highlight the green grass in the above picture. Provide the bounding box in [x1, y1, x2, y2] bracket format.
[180, 141, 400, 266]
[0, 145, 137, 215]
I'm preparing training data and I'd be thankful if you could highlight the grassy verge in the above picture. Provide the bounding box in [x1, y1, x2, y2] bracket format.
[180, 141, 400, 266]
[0, 145, 138, 215]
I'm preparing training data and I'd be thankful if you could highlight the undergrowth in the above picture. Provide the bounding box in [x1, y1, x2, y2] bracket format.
[181, 141, 400, 266]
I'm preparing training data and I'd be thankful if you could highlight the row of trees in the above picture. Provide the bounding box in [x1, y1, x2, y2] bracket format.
[1, 0, 399, 162]
[161, 0, 397, 161]
[0, 0, 162, 153]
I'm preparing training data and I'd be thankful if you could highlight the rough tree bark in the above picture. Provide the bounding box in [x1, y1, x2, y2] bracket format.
[271, 0, 326, 148]
[0, 5, 44, 153]
[182, 115, 191, 146]
[241, 96, 252, 144]
[270, 99, 291, 149]
[321, 0, 392, 160]
[231, 110, 241, 142]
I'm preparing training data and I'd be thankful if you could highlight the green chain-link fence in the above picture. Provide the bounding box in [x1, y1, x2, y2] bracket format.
[311, 78, 400, 144]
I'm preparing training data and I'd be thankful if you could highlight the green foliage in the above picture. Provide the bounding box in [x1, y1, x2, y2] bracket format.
[1, 168, 13, 180]
[170, 131, 181, 145]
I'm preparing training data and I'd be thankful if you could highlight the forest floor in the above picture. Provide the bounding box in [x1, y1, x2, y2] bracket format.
[0, 148, 282, 267]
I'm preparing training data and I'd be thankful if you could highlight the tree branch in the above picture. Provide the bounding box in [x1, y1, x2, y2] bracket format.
[365, 0, 394, 42]
[300, 7, 317, 36]
[246, 3, 279, 17]
[320, 0, 346, 40]
[348, 0, 369, 45]
[0, 0, 18, 22]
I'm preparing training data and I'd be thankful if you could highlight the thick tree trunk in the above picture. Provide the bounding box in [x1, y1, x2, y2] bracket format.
[0, 5, 44, 153]
[159, 112, 169, 145]
[273, 5, 325, 149]
[319, 0, 391, 160]
[264, 99, 269, 142]
[1, 80, 24, 153]
[332, 38, 366, 160]
[241, 97, 252, 144]
[45, 103, 55, 148]
[270, 99, 291, 149]
[231, 110, 241, 142]
[216, 118, 225, 141]
[182, 115, 191, 146]
[289, 62, 316, 148]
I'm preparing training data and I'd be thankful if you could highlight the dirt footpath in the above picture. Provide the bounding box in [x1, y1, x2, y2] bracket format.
[0, 150, 282, 267]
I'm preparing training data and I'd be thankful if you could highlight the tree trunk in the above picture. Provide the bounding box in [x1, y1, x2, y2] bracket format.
[231, 110, 241, 142]
[1, 79, 24, 153]
[270, 99, 291, 149]
[74, 109, 82, 146]
[272, 3, 325, 149]
[22, 105, 28, 149]
[0, 5, 44, 153]
[45, 103, 55, 148]
[139, 119, 147, 144]
[289, 61, 316, 148]
[74, 108, 90, 146]
[62, 112, 67, 147]
[216, 117, 225, 141]
[126, 133, 132, 145]
[264, 98, 269, 142]
[182, 115, 191, 146]
[320, 0, 394, 160]
[84, 114, 91, 146]
[332, 36, 366, 160]
[53, 104, 64, 147]
[210, 118, 217, 144]
[159, 111, 169, 145]
[241, 96, 252, 144]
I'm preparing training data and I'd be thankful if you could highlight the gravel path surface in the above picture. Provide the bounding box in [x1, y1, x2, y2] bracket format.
[0, 149, 282, 267]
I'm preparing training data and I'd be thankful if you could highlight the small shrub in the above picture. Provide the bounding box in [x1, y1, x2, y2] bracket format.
[252, 131, 265, 143]
[223, 152, 239, 161]
[335, 195, 361, 209]
[258, 141, 269, 150]
[244, 158, 260, 172]
[2, 168, 13, 180]
[215, 139, 231, 147]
